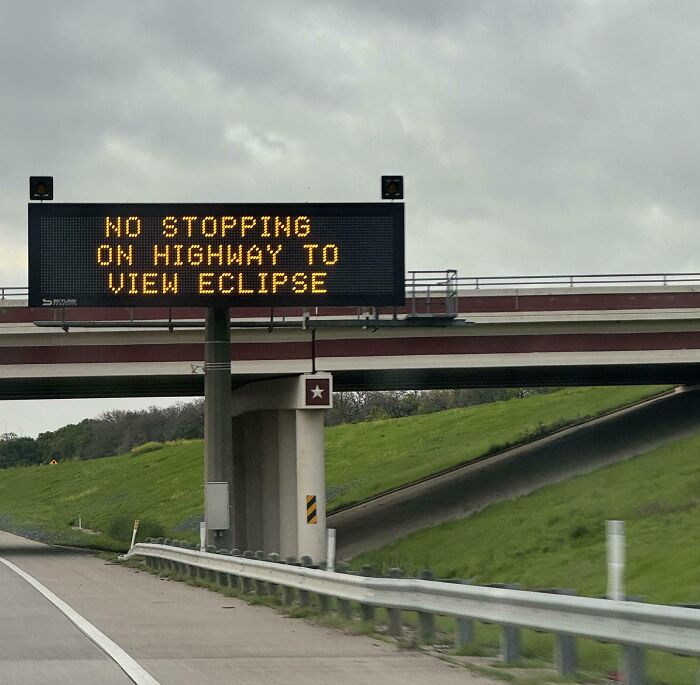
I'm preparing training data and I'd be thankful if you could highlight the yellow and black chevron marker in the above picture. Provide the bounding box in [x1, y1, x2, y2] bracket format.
[306, 495, 318, 524]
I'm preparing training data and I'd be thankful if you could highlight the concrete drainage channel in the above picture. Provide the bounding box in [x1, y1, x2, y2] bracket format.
[123, 539, 700, 685]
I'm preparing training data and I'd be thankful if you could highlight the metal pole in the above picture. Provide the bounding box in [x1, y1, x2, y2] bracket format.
[607, 520, 625, 601]
[204, 307, 234, 548]
[327, 528, 336, 572]
[129, 519, 140, 549]
[199, 521, 206, 552]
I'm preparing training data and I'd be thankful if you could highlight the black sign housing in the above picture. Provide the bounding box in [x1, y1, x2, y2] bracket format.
[28, 203, 405, 308]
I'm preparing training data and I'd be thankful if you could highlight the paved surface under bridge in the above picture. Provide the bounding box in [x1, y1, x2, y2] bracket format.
[0, 530, 497, 685]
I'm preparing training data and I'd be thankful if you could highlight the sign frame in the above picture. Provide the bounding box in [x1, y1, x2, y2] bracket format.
[28, 202, 405, 308]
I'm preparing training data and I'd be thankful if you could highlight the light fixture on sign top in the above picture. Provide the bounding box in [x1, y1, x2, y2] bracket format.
[30, 176, 54, 201]
[381, 175, 403, 200]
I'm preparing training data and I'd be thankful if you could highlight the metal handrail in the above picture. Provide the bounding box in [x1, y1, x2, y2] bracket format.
[407, 271, 700, 288]
[123, 543, 700, 657]
[0, 286, 28, 300]
[5, 271, 700, 303]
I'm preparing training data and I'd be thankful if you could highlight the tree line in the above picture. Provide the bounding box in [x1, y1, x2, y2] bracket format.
[0, 387, 554, 469]
[0, 401, 204, 469]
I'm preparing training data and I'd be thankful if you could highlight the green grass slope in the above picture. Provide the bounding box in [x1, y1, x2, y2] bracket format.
[353, 429, 700, 601]
[326, 385, 668, 508]
[352, 430, 700, 685]
[0, 385, 666, 551]
[0, 440, 205, 550]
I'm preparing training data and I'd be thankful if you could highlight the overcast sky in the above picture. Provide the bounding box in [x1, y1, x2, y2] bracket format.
[1, 1, 699, 435]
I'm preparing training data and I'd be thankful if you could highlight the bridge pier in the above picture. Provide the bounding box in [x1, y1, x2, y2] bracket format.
[229, 373, 332, 562]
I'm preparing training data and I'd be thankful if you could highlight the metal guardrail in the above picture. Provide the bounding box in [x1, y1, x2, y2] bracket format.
[124, 543, 700, 661]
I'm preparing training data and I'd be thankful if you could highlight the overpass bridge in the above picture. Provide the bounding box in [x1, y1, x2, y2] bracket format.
[2, 271, 700, 399]
[3, 270, 700, 565]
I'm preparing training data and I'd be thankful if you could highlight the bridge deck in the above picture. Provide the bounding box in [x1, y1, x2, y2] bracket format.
[2, 285, 700, 398]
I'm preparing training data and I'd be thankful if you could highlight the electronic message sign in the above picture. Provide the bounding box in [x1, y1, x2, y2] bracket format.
[28, 203, 404, 308]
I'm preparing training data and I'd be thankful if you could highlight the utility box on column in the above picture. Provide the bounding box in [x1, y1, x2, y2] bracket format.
[205, 482, 230, 530]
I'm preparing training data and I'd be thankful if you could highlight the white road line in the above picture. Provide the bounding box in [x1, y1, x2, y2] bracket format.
[0, 555, 161, 685]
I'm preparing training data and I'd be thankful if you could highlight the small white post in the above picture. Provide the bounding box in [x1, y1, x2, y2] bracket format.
[130, 519, 140, 550]
[199, 521, 207, 552]
[607, 520, 625, 601]
[327, 528, 336, 572]
[78, 515, 82, 530]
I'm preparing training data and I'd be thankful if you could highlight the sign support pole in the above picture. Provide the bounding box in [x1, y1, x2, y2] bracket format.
[204, 306, 234, 548]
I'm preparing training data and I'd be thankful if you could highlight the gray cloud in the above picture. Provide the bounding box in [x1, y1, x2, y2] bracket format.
[2, 0, 700, 281]
[2, 0, 700, 431]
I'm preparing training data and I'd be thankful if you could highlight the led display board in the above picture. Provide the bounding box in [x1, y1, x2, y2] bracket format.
[28, 203, 404, 308]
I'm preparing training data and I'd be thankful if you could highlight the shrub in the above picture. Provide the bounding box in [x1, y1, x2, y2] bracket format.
[106, 515, 166, 543]
[129, 442, 163, 456]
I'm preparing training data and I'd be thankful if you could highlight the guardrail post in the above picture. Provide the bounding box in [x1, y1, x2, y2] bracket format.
[619, 595, 646, 685]
[254, 551, 268, 595]
[501, 625, 520, 664]
[217, 549, 230, 586]
[299, 556, 313, 608]
[267, 553, 281, 599]
[457, 617, 474, 649]
[359, 565, 376, 622]
[455, 581, 475, 649]
[387, 568, 404, 637]
[162, 540, 172, 572]
[206, 545, 218, 583]
[318, 591, 331, 614]
[283, 556, 298, 606]
[176, 542, 189, 576]
[226, 550, 239, 590]
[335, 562, 353, 620]
[153, 539, 164, 572]
[546, 589, 577, 676]
[488, 583, 521, 664]
[555, 633, 577, 676]
[242, 551, 254, 593]
[622, 645, 645, 685]
[314, 560, 332, 614]
[417, 570, 436, 642]
[182, 544, 193, 574]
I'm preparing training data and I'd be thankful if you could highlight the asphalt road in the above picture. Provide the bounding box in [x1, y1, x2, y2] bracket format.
[0, 553, 133, 685]
[0, 530, 498, 685]
[331, 388, 700, 557]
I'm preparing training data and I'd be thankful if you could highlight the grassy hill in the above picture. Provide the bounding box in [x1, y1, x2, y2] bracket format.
[0, 385, 667, 551]
[351, 429, 700, 684]
[326, 385, 668, 508]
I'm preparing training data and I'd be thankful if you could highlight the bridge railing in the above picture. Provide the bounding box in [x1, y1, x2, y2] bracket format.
[0, 286, 28, 301]
[409, 271, 700, 291]
[124, 541, 700, 682]
[4, 271, 700, 308]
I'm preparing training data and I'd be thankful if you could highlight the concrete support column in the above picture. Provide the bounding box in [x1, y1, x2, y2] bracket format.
[231, 373, 332, 561]
[231, 415, 247, 551]
[278, 410, 298, 558]
[260, 411, 281, 554]
[204, 307, 233, 549]
[295, 410, 326, 562]
[242, 412, 264, 550]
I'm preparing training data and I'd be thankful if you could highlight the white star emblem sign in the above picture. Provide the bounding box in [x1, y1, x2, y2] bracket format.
[310, 385, 325, 399]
